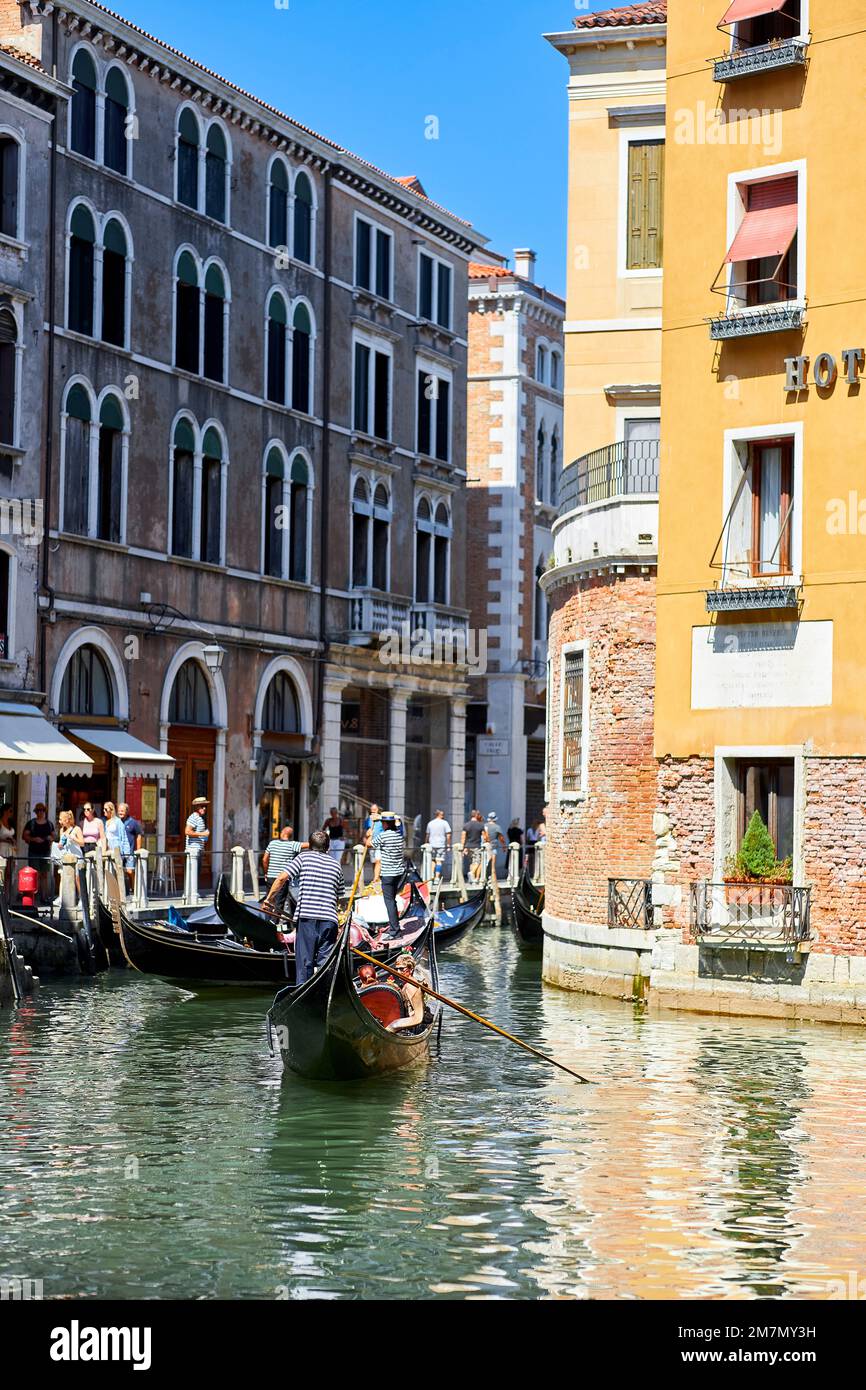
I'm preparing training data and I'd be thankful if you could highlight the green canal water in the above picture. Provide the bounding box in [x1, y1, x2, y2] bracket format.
[2, 927, 866, 1300]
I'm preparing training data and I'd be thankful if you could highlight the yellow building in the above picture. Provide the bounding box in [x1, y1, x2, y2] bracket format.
[653, 0, 866, 1021]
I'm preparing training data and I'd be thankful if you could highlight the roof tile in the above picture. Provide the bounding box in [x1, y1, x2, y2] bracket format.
[573, 1, 666, 29]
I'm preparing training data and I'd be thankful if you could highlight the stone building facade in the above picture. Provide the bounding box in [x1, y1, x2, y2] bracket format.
[466, 251, 563, 831]
[0, 0, 483, 863]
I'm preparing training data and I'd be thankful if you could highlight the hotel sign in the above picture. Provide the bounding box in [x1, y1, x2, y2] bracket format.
[784, 350, 864, 391]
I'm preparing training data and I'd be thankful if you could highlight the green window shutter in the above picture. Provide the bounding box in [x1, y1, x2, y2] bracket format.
[627, 140, 664, 271]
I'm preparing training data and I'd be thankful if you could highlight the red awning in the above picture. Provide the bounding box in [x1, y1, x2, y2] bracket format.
[719, 0, 787, 26]
[725, 176, 798, 265]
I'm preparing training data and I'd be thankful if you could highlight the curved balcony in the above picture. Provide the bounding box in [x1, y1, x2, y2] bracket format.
[550, 441, 659, 574]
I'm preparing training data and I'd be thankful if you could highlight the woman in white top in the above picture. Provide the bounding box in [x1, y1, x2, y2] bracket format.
[0, 804, 16, 860]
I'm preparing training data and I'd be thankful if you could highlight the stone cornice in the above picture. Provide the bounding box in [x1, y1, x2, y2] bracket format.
[541, 558, 657, 595]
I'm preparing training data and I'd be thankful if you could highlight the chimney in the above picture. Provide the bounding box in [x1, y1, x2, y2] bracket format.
[513, 248, 537, 283]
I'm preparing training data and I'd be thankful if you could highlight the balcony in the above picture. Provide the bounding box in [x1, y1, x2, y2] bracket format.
[712, 36, 809, 83]
[691, 881, 812, 949]
[559, 439, 658, 515]
[708, 299, 805, 341]
[706, 583, 801, 613]
[410, 604, 470, 664]
[551, 440, 659, 574]
[348, 590, 410, 640]
[608, 879, 653, 931]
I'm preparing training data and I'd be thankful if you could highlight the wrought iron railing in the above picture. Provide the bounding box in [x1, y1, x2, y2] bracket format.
[690, 881, 812, 946]
[712, 37, 809, 82]
[559, 440, 659, 517]
[708, 301, 805, 341]
[608, 878, 653, 931]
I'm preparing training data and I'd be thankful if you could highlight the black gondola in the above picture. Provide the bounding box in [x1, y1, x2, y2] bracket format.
[268, 915, 441, 1080]
[116, 904, 296, 989]
[96, 897, 129, 968]
[433, 892, 486, 949]
[214, 875, 285, 951]
[511, 871, 544, 953]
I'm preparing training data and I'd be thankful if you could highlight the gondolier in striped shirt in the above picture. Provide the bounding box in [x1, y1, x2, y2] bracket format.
[261, 825, 307, 915]
[285, 830, 346, 985]
[373, 812, 407, 940]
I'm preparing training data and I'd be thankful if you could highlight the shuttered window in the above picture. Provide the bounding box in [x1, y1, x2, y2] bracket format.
[626, 140, 664, 271]
[561, 649, 587, 795]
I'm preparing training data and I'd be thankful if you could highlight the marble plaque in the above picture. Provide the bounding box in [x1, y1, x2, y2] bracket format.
[691, 621, 833, 710]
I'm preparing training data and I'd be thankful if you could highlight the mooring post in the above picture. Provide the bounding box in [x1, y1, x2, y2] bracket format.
[133, 850, 149, 911]
[230, 846, 245, 900]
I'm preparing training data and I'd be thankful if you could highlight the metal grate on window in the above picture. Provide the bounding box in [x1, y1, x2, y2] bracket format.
[561, 650, 585, 793]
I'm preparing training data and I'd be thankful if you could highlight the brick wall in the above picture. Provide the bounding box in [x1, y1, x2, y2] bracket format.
[547, 568, 657, 927]
[804, 758, 866, 955]
[653, 756, 715, 935]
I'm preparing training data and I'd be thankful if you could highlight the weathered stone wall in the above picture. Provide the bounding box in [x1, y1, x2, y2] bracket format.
[652, 755, 715, 936]
[546, 569, 657, 928]
[804, 757, 866, 955]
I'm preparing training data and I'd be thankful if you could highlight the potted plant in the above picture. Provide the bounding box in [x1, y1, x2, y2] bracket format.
[724, 811, 792, 907]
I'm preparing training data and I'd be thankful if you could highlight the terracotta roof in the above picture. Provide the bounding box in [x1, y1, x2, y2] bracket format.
[394, 175, 428, 199]
[61, 1, 473, 229]
[0, 41, 44, 70]
[469, 262, 513, 280]
[573, 1, 667, 29]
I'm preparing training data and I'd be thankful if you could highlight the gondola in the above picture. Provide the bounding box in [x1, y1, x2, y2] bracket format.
[511, 874, 544, 954]
[96, 896, 128, 968]
[214, 875, 285, 950]
[268, 913, 441, 1081]
[516, 868, 544, 915]
[432, 892, 486, 949]
[116, 903, 296, 989]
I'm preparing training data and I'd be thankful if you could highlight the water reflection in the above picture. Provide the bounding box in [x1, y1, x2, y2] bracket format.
[1, 930, 866, 1299]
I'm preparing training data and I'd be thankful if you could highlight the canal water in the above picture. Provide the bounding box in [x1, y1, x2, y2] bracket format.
[2, 927, 866, 1301]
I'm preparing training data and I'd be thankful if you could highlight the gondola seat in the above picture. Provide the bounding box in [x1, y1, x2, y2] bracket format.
[358, 983, 408, 1028]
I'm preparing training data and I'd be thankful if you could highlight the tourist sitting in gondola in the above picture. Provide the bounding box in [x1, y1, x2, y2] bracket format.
[385, 952, 427, 1034]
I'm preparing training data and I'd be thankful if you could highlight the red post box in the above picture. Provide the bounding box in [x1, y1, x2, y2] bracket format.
[17, 864, 38, 908]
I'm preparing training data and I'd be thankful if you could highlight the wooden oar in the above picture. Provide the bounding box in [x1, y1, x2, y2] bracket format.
[340, 845, 368, 926]
[351, 945, 592, 1084]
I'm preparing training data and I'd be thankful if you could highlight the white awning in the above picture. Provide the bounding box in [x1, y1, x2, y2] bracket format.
[69, 727, 175, 780]
[0, 704, 94, 777]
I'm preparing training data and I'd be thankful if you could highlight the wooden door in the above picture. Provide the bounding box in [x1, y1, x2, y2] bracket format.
[167, 726, 216, 886]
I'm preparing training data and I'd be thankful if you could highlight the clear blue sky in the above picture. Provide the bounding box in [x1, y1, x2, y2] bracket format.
[117, 0, 614, 297]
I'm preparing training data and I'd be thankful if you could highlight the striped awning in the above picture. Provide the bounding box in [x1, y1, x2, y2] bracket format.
[68, 727, 175, 780]
[0, 704, 93, 777]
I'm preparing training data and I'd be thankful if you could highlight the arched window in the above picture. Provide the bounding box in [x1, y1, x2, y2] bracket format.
[203, 264, 226, 383]
[292, 303, 311, 414]
[262, 671, 300, 733]
[175, 251, 200, 373]
[550, 429, 559, 507]
[0, 550, 10, 660]
[294, 171, 313, 264]
[68, 204, 96, 336]
[205, 125, 227, 223]
[171, 417, 195, 558]
[0, 135, 20, 239]
[269, 160, 289, 249]
[266, 293, 288, 405]
[104, 67, 130, 175]
[534, 563, 546, 642]
[71, 49, 97, 160]
[101, 218, 128, 347]
[289, 454, 309, 584]
[550, 351, 562, 392]
[536, 344, 547, 384]
[168, 660, 213, 726]
[59, 644, 113, 716]
[0, 306, 18, 448]
[351, 477, 370, 589]
[433, 502, 450, 605]
[536, 421, 546, 503]
[96, 395, 124, 543]
[177, 108, 200, 210]
[63, 384, 92, 536]
[201, 426, 224, 565]
[415, 498, 432, 603]
[372, 483, 390, 592]
[263, 446, 285, 578]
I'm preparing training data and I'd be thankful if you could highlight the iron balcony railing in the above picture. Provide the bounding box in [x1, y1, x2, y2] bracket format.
[690, 881, 812, 947]
[608, 878, 653, 931]
[559, 440, 659, 518]
[712, 36, 809, 83]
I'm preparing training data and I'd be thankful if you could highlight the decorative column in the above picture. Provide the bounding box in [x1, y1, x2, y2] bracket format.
[388, 687, 409, 819]
[320, 675, 346, 815]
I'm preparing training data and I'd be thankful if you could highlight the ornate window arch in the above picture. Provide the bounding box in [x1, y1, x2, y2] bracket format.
[265, 289, 289, 405]
[291, 299, 314, 414]
[176, 104, 202, 210]
[203, 258, 230, 384]
[103, 64, 133, 176]
[0, 127, 23, 241]
[0, 297, 22, 452]
[174, 245, 202, 373]
[293, 169, 315, 265]
[204, 119, 231, 224]
[254, 655, 314, 738]
[51, 626, 129, 720]
[69, 45, 98, 161]
[267, 155, 290, 251]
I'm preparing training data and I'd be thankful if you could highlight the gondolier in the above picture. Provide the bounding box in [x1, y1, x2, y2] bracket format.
[261, 825, 307, 915]
[373, 813, 407, 940]
[285, 830, 346, 985]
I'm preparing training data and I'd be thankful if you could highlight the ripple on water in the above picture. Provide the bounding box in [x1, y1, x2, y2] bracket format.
[3, 934, 866, 1298]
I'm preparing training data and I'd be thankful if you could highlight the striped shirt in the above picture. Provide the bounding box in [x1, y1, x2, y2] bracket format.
[286, 850, 345, 925]
[373, 828, 406, 879]
[264, 838, 302, 880]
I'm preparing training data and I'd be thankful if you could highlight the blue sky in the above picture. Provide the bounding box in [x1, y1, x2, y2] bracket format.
[117, 0, 614, 296]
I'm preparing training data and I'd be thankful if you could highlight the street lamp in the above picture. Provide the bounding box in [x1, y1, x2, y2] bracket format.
[201, 642, 225, 675]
